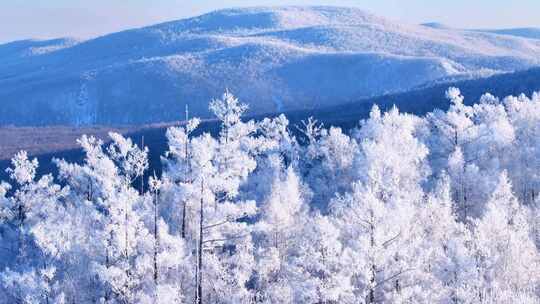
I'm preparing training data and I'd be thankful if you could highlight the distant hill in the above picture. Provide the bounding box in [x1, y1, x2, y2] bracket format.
[288, 66, 540, 129]
[1, 66, 539, 182]
[2, 6, 540, 126]
[420, 22, 452, 30]
[473, 28, 540, 40]
[421, 24, 540, 40]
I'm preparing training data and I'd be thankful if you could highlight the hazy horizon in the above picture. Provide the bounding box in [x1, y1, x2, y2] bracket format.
[2, 0, 540, 43]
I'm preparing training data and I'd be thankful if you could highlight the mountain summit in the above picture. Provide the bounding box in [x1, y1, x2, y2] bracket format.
[2, 6, 540, 126]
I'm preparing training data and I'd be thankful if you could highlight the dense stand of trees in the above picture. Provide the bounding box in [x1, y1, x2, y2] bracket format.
[0, 89, 539, 303]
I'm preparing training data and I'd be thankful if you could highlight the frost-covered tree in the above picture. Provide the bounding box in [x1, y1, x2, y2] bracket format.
[425, 87, 476, 169]
[185, 133, 257, 304]
[446, 146, 485, 221]
[210, 90, 258, 201]
[0, 151, 69, 304]
[301, 122, 358, 210]
[328, 105, 433, 302]
[54, 133, 189, 303]
[290, 213, 353, 303]
[504, 92, 540, 205]
[252, 166, 308, 303]
[242, 114, 298, 204]
[425, 88, 488, 219]
[161, 116, 200, 239]
[330, 181, 417, 303]
[354, 105, 429, 204]
[473, 171, 539, 301]
[410, 173, 479, 303]
[163, 92, 260, 304]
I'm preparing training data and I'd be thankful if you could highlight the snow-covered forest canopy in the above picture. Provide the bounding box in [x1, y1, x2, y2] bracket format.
[1, 88, 539, 303]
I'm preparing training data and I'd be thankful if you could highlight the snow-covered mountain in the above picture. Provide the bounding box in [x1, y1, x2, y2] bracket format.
[2, 6, 540, 126]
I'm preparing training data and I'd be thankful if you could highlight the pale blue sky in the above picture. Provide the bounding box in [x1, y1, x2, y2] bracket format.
[2, 0, 540, 43]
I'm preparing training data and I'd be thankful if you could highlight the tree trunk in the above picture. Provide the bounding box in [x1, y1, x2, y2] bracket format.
[367, 212, 376, 304]
[153, 189, 159, 283]
[140, 136, 145, 194]
[183, 106, 191, 240]
[181, 201, 187, 239]
[124, 194, 131, 304]
[105, 231, 112, 302]
[368, 264, 376, 304]
[196, 179, 204, 304]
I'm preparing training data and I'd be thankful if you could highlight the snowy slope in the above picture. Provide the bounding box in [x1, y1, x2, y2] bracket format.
[474, 28, 540, 40]
[422, 23, 540, 40]
[2, 6, 540, 126]
[0, 38, 80, 63]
